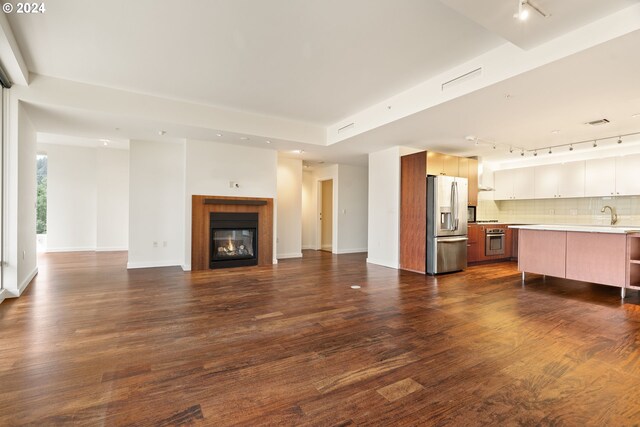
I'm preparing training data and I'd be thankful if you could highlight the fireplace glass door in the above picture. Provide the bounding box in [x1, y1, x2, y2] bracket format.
[212, 229, 256, 260]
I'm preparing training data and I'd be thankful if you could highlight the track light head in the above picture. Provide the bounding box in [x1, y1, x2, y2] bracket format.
[593, 140, 598, 148]
[533, 150, 538, 157]
[521, 150, 525, 157]
[569, 145, 574, 151]
[618, 137, 622, 144]
[548, 148, 552, 154]
[509, 147, 514, 153]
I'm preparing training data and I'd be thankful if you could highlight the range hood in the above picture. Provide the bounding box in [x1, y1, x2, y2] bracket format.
[476, 157, 494, 192]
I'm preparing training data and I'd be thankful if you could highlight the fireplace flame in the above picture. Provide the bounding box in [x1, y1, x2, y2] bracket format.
[227, 237, 235, 252]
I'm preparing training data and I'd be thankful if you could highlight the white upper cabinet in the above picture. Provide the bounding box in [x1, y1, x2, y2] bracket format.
[585, 158, 616, 197]
[513, 167, 535, 199]
[558, 161, 585, 198]
[497, 154, 640, 200]
[494, 168, 534, 200]
[615, 154, 640, 196]
[534, 164, 560, 199]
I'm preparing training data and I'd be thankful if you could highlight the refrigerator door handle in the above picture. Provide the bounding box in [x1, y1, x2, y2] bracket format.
[437, 237, 468, 243]
[452, 181, 459, 230]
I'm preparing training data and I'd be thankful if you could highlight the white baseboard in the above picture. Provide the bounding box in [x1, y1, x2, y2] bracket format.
[96, 247, 128, 252]
[272, 258, 278, 264]
[0, 289, 7, 304]
[46, 247, 96, 253]
[321, 244, 332, 251]
[301, 245, 314, 250]
[46, 247, 128, 253]
[336, 248, 368, 255]
[366, 258, 399, 269]
[181, 264, 191, 271]
[277, 252, 303, 259]
[127, 260, 182, 269]
[18, 267, 38, 295]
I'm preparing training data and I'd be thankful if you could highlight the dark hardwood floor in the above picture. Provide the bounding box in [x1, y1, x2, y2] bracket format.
[1, 250, 640, 426]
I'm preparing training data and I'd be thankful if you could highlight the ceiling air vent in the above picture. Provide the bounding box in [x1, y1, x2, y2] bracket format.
[441, 67, 482, 91]
[338, 122, 355, 134]
[585, 118, 610, 126]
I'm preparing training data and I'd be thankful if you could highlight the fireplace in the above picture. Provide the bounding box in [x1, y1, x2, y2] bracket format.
[210, 212, 258, 269]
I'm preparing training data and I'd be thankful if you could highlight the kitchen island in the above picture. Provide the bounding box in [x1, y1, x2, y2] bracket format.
[509, 225, 640, 298]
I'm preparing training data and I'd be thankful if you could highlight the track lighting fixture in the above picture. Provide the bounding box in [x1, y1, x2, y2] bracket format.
[569, 145, 574, 151]
[618, 137, 622, 144]
[533, 150, 538, 156]
[548, 148, 552, 154]
[509, 147, 514, 153]
[593, 140, 598, 148]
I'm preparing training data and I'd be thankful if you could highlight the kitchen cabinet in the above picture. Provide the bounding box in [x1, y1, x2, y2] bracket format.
[459, 157, 478, 206]
[467, 224, 480, 263]
[585, 157, 616, 197]
[615, 154, 640, 196]
[494, 168, 534, 200]
[426, 151, 459, 176]
[534, 161, 585, 199]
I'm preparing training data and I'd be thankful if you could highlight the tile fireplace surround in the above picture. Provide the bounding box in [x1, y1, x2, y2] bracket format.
[191, 195, 274, 271]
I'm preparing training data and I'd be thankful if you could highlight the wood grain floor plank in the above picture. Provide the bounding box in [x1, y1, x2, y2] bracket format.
[1, 250, 640, 425]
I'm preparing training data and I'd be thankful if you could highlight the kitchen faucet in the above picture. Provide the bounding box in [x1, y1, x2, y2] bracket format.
[601, 205, 618, 225]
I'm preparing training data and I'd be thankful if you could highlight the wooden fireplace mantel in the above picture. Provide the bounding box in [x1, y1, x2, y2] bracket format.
[191, 195, 274, 271]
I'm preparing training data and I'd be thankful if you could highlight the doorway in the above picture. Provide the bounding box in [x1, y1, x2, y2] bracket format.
[320, 179, 333, 252]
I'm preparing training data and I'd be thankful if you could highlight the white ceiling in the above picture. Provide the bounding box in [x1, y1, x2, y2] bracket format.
[439, 0, 637, 50]
[7, 0, 503, 125]
[6, 0, 640, 165]
[328, 29, 640, 163]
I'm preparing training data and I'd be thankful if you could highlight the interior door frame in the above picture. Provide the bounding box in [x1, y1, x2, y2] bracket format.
[316, 178, 336, 253]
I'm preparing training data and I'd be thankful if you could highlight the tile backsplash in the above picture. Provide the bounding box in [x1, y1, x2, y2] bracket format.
[477, 196, 640, 225]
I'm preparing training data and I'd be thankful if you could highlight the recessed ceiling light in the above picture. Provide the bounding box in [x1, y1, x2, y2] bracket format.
[158, 130, 166, 136]
[265, 140, 271, 144]
[633, 113, 640, 118]
[239, 136, 249, 140]
[293, 149, 304, 154]
[216, 133, 223, 137]
[551, 130, 560, 134]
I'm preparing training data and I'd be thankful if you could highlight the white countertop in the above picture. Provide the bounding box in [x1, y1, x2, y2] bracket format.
[508, 224, 640, 234]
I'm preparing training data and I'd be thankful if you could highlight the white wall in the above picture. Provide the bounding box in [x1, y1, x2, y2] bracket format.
[276, 157, 302, 259]
[367, 147, 401, 268]
[183, 139, 278, 269]
[128, 140, 185, 268]
[336, 164, 368, 254]
[3, 100, 38, 297]
[301, 163, 368, 254]
[302, 170, 315, 249]
[16, 103, 37, 293]
[41, 143, 129, 252]
[96, 148, 129, 250]
[45, 144, 97, 251]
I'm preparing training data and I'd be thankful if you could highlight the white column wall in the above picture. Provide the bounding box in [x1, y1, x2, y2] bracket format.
[276, 157, 302, 259]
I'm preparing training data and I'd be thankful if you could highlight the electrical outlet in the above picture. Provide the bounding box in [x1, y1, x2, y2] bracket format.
[153, 241, 158, 248]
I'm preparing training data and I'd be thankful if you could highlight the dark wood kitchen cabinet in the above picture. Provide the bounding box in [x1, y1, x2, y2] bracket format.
[469, 224, 514, 264]
[467, 224, 480, 263]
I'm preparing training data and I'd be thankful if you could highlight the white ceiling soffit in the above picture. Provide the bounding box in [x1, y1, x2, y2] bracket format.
[37, 132, 130, 150]
[329, 29, 640, 163]
[438, 0, 638, 50]
[6, 0, 503, 125]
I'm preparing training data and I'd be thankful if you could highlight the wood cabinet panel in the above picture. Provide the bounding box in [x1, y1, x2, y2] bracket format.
[566, 232, 626, 287]
[443, 154, 459, 176]
[467, 158, 478, 206]
[518, 229, 566, 277]
[426, 151, 443, 176]
[400, 152, 427, 273]
[467, 224, 479, 263]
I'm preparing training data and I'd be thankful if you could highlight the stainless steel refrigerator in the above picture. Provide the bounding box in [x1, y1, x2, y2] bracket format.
[427, 175, 468, 274]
